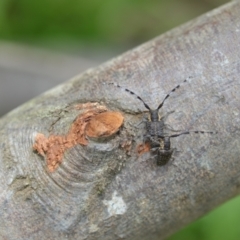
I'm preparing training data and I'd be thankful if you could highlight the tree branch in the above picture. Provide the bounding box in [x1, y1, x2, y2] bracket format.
[1, 1, 240, 239]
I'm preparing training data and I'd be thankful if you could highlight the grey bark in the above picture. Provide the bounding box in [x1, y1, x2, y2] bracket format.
[1, 1, 240, 239]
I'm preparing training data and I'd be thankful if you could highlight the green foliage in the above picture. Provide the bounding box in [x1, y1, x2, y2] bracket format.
[169, 195, 240, 240]
[0, 0, 228, 46]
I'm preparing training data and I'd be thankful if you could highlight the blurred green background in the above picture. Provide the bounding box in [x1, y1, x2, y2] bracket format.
[1, 1, 239, 240]
[169, 195, 240, 240]
[0, 0, 229, 53]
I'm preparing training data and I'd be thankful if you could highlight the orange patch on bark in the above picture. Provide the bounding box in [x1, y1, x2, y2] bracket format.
[33, 134, 71, 172]
[137, 142, 151, 155]
[85, 112, 124, 138]
[33, 103, 124, 172]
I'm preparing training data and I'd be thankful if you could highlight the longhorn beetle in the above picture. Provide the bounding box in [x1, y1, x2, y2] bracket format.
[104, 78, 216, 166]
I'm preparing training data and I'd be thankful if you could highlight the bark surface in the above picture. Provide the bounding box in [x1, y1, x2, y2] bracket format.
[1, 1, 240, 239]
